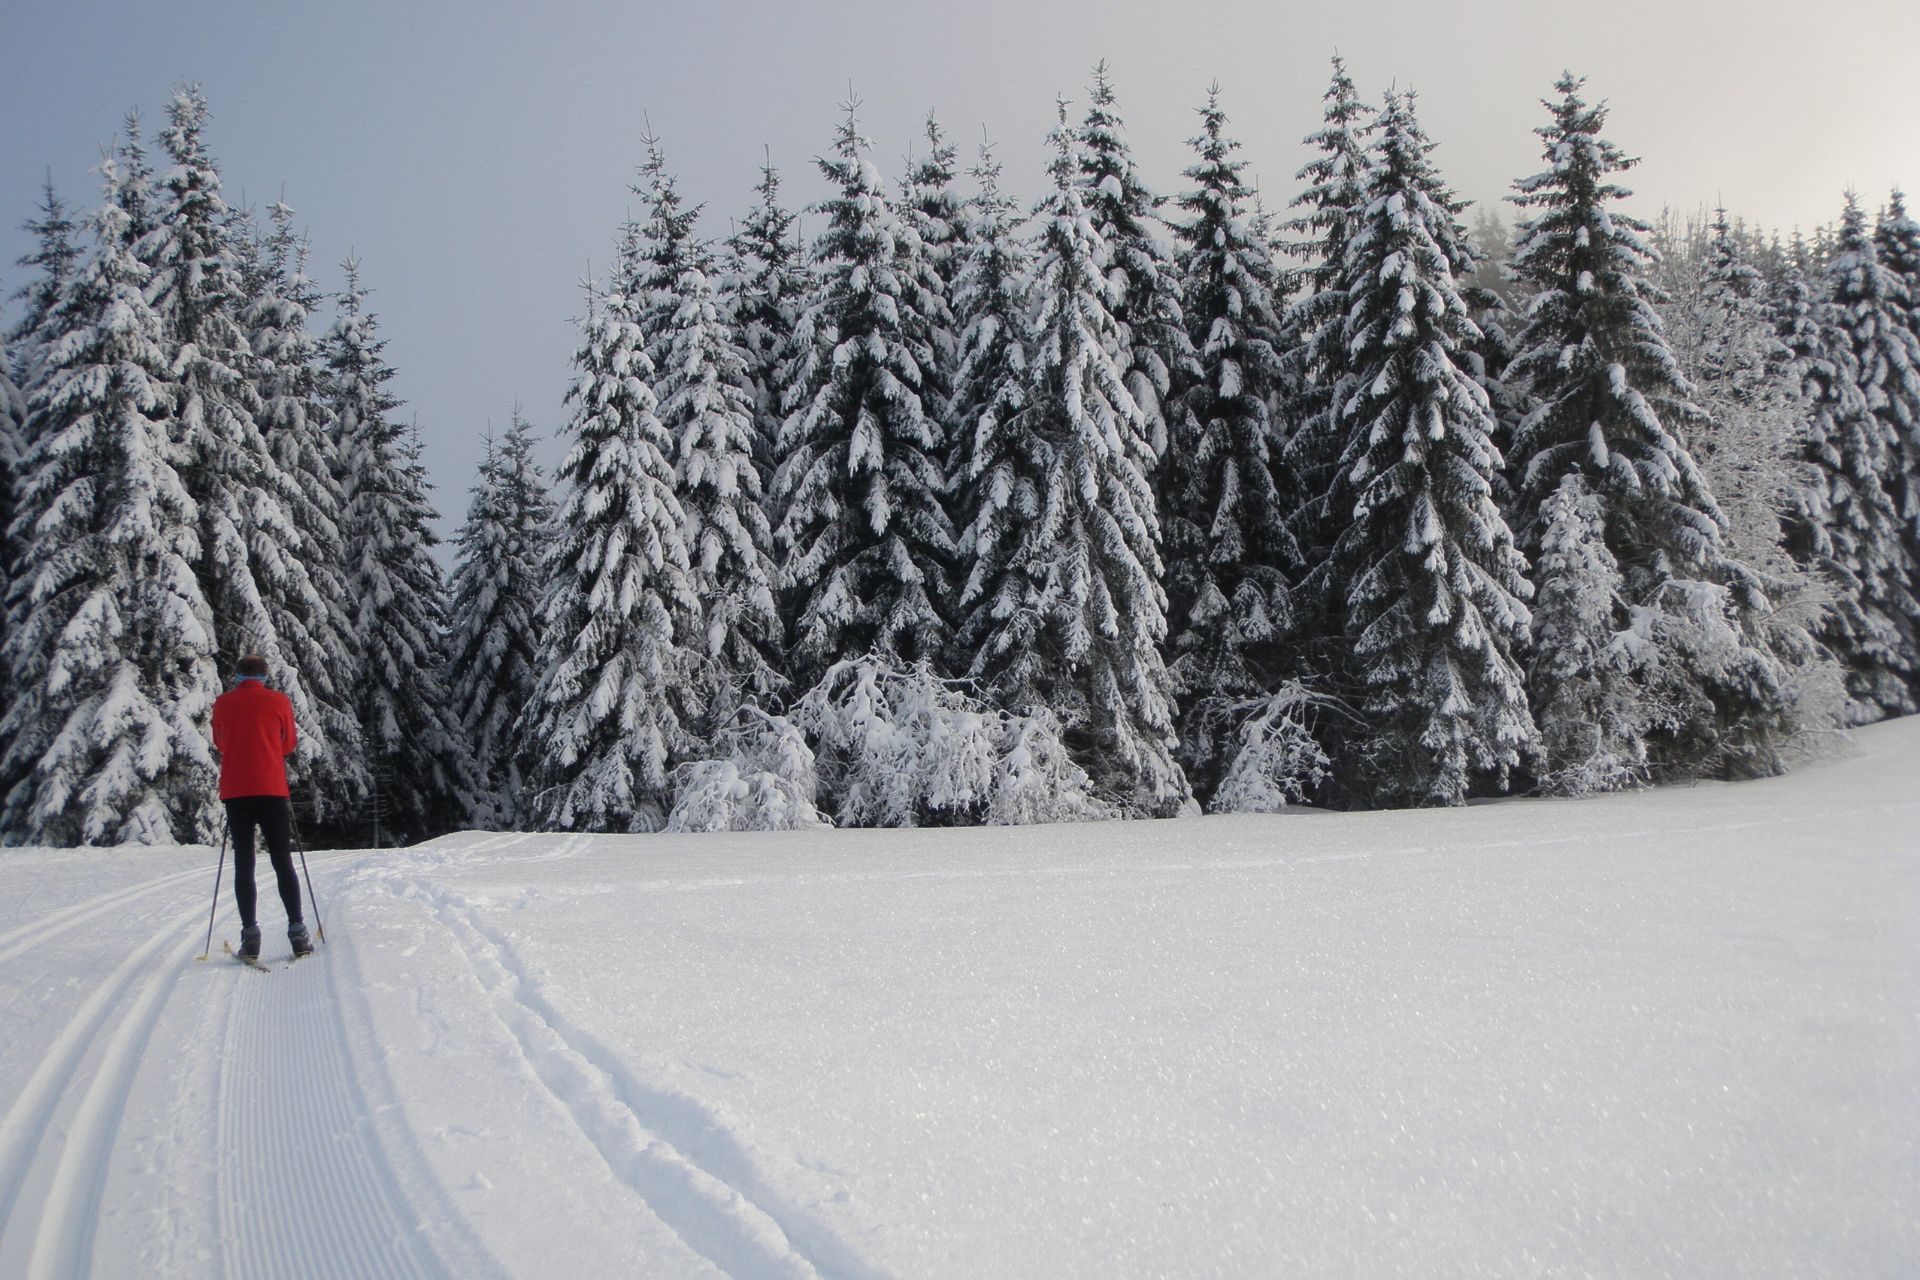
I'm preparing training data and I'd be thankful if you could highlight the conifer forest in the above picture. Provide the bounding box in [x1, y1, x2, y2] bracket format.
[4, 60, 1917, 847]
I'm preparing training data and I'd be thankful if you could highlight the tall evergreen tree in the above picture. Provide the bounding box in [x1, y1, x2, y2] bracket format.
[1327, 90, 1537, 806]
[8, 176, 83, 373]
[771, 100, 956, 686]
[634, 136, 784, 714]
[1508, 74, 1794, 780]
[1078, 61, 1194, 461]
[325, 260, 474, 840]
[448, 410, 552, 826]
[1869, 192, 1920, 592]
[1506, 79, 1718, 552]
[949, 137, 1035, 674]
[5, 180, 86, 712]
[0, 342, 23, 662]
[1786, 195, 1920, 716]
[723, 153, 808, 477]
[901, 111, 966, 398]
[243, 201, 369, 825]
[145, 87, 337, 776]
[962, 106, 1186, 814]
[1162, 87, 1301, 801]
[1283, 55, 1377, 673]
[1, 189, 220, 844]
[523, 268, 698, 832]
[1875, 190, 1920, 338]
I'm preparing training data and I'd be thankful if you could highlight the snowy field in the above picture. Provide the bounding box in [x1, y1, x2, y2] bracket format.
[0, 721, 1916, 1279]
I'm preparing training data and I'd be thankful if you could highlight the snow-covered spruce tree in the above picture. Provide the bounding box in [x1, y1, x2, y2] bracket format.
[0, 191, 221, 845]
[771, 100, 957, 688]
[521, 271, 699, 833]
[901, 111, 965, 392]
[1326, 90, 1538, 806]
[0, 344, 23, 664]
[1079, 61, 1195, 462]
[1866, 195, 1920, 596]
[447, 411, 553, 827]
[1507, 74, 1794, 782]
[948, 137, 1035, 672]
[323, 260, 475, 840]
[1784, 196, 1920, 716]
[145, 86, 366, 821]
[896, 118, 960, 479]
[632, 135, 784, 716]
[960, 106, 1187, 815]
[145, 88, 281, 660]
[242, 201, 370, 825]
[3, 180, 82, 822]
[1282, 55, 1376, 675]
[1877, 190, 1920, 341]
[1162, 87, 1302, 805]
[723, 154, 809, 478]
[8, 176, 84, 376]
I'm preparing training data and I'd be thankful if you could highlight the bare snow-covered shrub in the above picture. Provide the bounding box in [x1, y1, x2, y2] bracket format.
[793, 655, 1110, 827]
[987, 708, 1109, 826]
[1206, 683, 1337, 813]
[664, 760, 826, 832]
[665, 709, 827, 832]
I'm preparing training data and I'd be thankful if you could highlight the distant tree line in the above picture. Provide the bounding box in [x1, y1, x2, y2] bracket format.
[3, 61, 1915, 844]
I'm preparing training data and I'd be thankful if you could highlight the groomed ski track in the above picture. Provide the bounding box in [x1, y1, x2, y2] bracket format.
[0, 842, 498, 1280]
[0, 830, 866, 1280]
[0, 721, 1916, 1278]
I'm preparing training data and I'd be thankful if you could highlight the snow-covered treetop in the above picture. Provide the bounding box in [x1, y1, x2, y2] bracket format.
[1510, 73, 1652, 283]
[1506, 72, 1722, 566]
[1078, 61, 1161, 232]
[902, 111, 963, 274]
[146, 83, 243, 348]
[8, 177, 81, 357]
[1285, 54, 1375, 284]
[1873, 188, 1920, 313]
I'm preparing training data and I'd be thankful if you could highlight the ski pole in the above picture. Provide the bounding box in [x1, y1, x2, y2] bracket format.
[290, 798, 325, 944]
[195, 812, 230, 962]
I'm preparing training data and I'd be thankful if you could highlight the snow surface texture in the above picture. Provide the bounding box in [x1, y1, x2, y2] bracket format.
[1, 720, 1915, 1278]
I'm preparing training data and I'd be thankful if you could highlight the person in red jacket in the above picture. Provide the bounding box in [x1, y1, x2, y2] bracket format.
[211, 654, 311, 960]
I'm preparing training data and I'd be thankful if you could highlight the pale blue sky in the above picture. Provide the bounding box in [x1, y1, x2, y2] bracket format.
[5, 0, 1917, 532]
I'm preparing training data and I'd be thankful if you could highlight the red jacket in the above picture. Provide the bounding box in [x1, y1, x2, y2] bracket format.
[211, 679, 297, 799]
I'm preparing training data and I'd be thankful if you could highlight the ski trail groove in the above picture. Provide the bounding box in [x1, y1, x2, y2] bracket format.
[20, 914, 193, 1279]
[215, 928, 449, 1278]
[0, 901, 206, 1271]
[408, 872, 881, 1280]
[0, 864, 210, 968]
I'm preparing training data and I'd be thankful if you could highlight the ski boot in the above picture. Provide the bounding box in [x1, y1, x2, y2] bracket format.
[238, 924, 262, 961]
[288, 921, 314, 959]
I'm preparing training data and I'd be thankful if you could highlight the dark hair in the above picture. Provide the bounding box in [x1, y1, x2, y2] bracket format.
[236, 654, 270, 679]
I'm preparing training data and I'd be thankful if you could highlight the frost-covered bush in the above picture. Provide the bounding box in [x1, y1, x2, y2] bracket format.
[986, 707, 1109, 826]
[791, 655, 1109, 827]
[665, 709, 826, 833]
[665, 761, 826, 833]
[1531, 474, 1653, 798]
[1206, 683, 1338, 813]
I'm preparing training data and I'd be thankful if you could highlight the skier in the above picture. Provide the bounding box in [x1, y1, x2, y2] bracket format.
[211, 654, 313, 961]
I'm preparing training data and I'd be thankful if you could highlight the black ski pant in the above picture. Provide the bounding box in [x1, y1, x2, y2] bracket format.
[226, 795, 301, 930]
